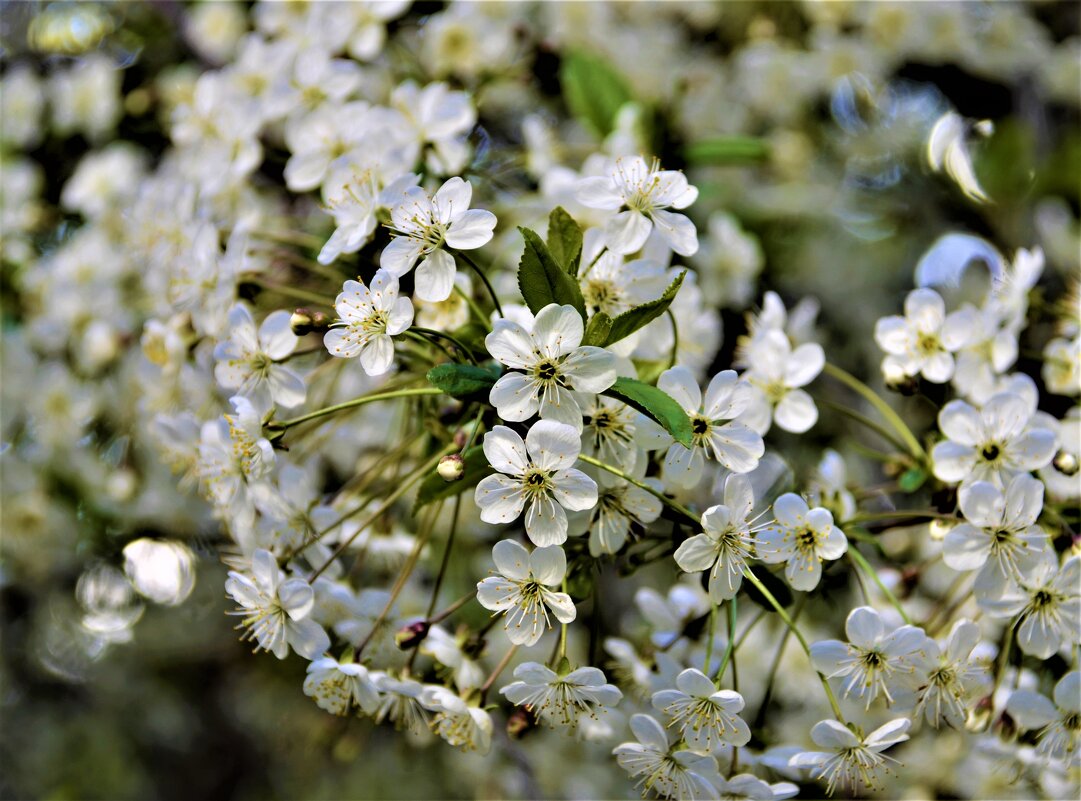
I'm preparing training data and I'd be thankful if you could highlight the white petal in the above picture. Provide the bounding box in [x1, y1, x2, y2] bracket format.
[475, 475, 526, 525]
[444, 209, 496, 249]
[773, 389, 818, 433]
[379, 236, 424, 276]
[658, 366, 702, 413]
[650, 209, 698, 256]
[491, 539, 531, 581]
[529, 544, 567, 585]
[550, 468, 598, 511]
[605, 210, 652, 255]
[845, 606, 884, 647]
[525, 495, 568, 546]
[414, 249, 456, 302]
[258, 311, 299, 360]
[532, 304, 584, 358]
[489, 373, 540, 423]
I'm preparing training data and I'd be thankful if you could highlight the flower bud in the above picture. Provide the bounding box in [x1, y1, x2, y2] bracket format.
[290, 308, 314, 336]
[437, 454, 465, 482]
[395, 620, 430, 649]
[1053, 449, 1079, 476]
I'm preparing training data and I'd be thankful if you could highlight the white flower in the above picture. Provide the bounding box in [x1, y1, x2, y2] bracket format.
[421, 686, 493, 754]
[810, 449, 857, 522]
[303, 657, 382, 716]
[475, 539, 576, 646]
[614, 713, 724, 801]
[474, 421, 598, 546]
[652, 668, 751, 752]
[577, 251, 670, 320]
[373, 673, 429, 734]
[674, 474, 761, 602]
[570, 471, 662, 557]
[809, 606, 930, 708]
[926, 111, 992, 204]
[1006, 670, 1080, 766]
[577, 156, 699, 256]
[485, 304, 618, 429]
[324, 269, 414, 375]
[789, 718, 910, 795]
[198, 396, 275, 533]
[387, 81, 476, 174]
[756, 494, 848, 591]
[713, 774, 798, 801]
[214, 305, 306, 414]
[983, 553, 1081, 658]
[740, 329, 824, 434]
[654, 366, 765, 489]
[380, 177, 496, 301]
[912, 619, 989, 729]
[874, 288, 977, 384]
[419, 624, 484, 693]
[943, 475, 1049, 597]
[1042, 335, 1081, 397]
[317, 171, 418, 265]
[501, 661, 623, 729]
[579, 395, 652, 476]
[225, 549, 330, 660]
[931, 390, 1058, 487]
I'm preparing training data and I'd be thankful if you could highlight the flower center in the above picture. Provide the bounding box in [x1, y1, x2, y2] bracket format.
[583, 279, 620, 314]
[691, 415, 711, 445]
[981, 443, 1001, 463]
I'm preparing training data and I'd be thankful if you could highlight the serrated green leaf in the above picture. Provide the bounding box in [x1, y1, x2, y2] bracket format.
[685, 137, 770, 166]
[601, 376, 693, 447]
[582, 312, 613, 347]
[413, 445, 492, 512]
[898, 468, 928, 493]
[517, 226, 587, 319]
[560, 50, 634, 139]
[426, 363, 501, 399]
[604, 271, 686, 346]
[547, 207, 583, 276]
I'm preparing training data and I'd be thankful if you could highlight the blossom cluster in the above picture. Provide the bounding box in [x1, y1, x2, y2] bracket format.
[2, 2, 1079, 800]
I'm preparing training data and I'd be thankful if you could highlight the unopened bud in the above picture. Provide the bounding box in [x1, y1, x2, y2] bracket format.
[290, 308, 314, 336]
[437, 454, 465, 482]
[1054, 449, 1079, 476]
[395, 620, 430, 649]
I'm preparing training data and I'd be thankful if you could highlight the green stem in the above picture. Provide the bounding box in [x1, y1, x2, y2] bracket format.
[275, 387, 442, 430]
[741, 568, 846, 722]
[822, 362, 926, 462]
[453, 249, 504, 318]
[577, 454, 697, 523]
[425, 495, 462, 619]
[245, 276, 334, 307]
[412, 326, 478, 364]
[818, 399, 909, 454]
[454, 282, 491, 329]
[704, 603, 717, 674]
[847, 546, 913, 624]
[307, 446, 454, 579]
[842, 510, 954, 526]
[714, 598, 738, 684]
[479, 644, 519, 704]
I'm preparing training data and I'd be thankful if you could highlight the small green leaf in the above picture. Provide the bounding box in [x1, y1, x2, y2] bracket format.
[685, 137, 770, 166]
[560, 50, 634, 139]
[602, 376, 693, 447]
[547, 207, 583, 276]
[414, 445, 492, 512]
[582, 312, 613, 347]
[604, 271, 686, 346]
[517, 226, 587, 319]
[898, 468, 928, 493]
[426, 363, 501, 399]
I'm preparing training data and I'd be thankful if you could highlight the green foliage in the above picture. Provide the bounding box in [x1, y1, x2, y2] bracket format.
[601, 376, 693, 447]
[546, 207, 583, 277]
[414, 445, 491, 511]
[426, 363, 501, 399]
[560, 50, 635, 138]
[516, 226, 587, 319]
[898, 468, 928, 493]
[582, 311, 613, 347]
[604, 271, 686, 346]
[684, 137, 770, 166]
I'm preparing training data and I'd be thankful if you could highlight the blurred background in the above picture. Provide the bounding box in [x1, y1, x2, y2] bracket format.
[1, 2, 1078, 799]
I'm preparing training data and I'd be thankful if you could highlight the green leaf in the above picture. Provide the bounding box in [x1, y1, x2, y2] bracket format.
[547, 207, 583, 276]
[602, 376, 693, 447]
[517, 226, 587, 319]
[582, 312, 613, 347]
[604, 271, 686, 346]
[685, 137, 770, 166]
[898, 468, 928, 493]
[560, 50, 634, 138]
[426, 363, 500, 399]
[413, 445, 492, 512]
